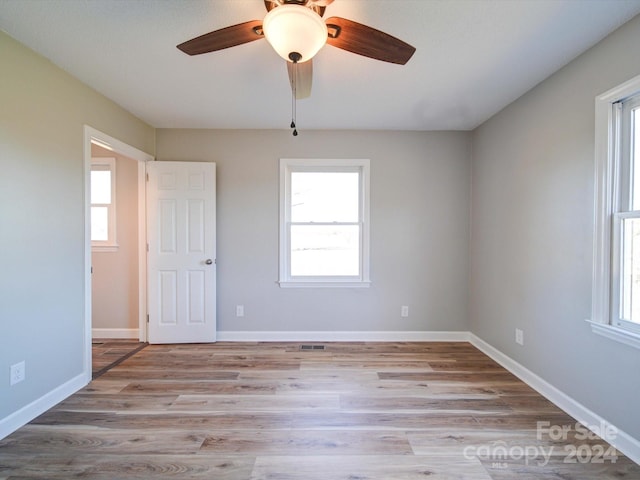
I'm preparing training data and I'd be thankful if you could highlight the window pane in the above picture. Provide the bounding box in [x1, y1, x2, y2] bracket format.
[633, 108, 640, 210]
[91, 170, 112, 204]
[621, 216, 640, 324]
[291, 225, 359, 276]
[91, 206, 109, 241]
[291, 172, 359, 222]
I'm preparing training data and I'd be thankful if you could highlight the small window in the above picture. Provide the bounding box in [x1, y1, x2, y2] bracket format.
[91, 157, 117, 251]
[591, 75, 640, 349]
[279, 158, 370, 287]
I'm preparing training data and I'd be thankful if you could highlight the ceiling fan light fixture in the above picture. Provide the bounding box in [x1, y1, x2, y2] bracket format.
[263, 4, 328, 63]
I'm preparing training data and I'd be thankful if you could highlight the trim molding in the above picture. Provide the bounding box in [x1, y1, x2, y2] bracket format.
[217, 330, 471, 342]
[92, 328, 140, 339]
[0, 373, 86, 440]
[469, 333, 640, 465]
[587, 320, 640, 350]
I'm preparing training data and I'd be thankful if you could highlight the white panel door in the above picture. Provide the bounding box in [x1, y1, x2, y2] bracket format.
[147, 161, 216, 344]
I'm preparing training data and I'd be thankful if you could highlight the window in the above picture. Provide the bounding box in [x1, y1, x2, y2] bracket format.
[91, 157, 117, 251]
[591, 75, 640, 348]
[279, 158, 370, 287]
[613, 95, 640, 335]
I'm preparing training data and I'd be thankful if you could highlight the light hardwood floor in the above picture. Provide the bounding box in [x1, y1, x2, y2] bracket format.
[92, 339, 148, 379]
[0, 342, 638, 479]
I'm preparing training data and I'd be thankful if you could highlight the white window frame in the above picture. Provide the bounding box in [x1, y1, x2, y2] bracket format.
[590, 74, 640, 349]
[91, 157, 118, 252]
[279, 158, 371, 288]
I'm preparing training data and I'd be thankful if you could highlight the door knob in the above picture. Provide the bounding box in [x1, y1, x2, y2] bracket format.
[205, 259, 213, 265]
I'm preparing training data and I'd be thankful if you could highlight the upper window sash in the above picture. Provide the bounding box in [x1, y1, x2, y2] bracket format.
[617, 96, 640, 212]
[91, 157, 118, 250]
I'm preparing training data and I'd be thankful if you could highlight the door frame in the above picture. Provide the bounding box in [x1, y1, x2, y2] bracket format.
[83, 125, 154, 382]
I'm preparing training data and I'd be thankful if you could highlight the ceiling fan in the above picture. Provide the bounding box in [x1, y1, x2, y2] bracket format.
[177, 0, 416, 101]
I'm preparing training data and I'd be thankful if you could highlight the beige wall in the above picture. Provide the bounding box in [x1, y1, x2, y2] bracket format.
[91, 145, 139, 333]
[0, 30, 154, 423]
[156, 129, 472, 334]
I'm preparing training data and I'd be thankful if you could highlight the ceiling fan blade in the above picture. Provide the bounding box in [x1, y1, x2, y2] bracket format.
[287, 59, 313, 99]
[310, 0, 334, 6]
[325, 17, 415, 65]
[177, 20, 264, 56]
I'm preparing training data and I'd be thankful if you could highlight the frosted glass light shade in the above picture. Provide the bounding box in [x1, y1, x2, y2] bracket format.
[263, 4, 328, 63]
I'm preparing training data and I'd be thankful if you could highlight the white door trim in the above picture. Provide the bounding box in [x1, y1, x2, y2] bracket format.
[83, 126, 154, 382]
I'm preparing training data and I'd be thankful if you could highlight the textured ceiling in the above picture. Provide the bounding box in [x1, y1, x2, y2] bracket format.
[1, 0, 639, 131]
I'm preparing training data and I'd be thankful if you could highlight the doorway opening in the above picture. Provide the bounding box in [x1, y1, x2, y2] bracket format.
[83, 126, 154, 382]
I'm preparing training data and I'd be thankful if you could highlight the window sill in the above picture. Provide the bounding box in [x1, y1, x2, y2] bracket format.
[92, 244, 119, 253]
[586, 320, 640, 350]
[278, 280, 371, 289]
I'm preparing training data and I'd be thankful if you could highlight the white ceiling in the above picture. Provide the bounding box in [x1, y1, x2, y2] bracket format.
[1, 0, 639, 131]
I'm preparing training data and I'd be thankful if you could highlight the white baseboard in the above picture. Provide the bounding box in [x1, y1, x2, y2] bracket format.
[92, 328, 139, 339]
[0, 372, 87, 440]
[469, 333, 640, 465]
[217, 330, 471, 342]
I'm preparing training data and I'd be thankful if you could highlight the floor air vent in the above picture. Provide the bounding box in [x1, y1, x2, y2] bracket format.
[300, 344, 325, 351]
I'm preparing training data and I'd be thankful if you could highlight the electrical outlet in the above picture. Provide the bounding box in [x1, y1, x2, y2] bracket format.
[236, 305, 244, 317]
[401, 306, 409, 318]
[10, 361, 25, 386]
[515, 328, 524, 346]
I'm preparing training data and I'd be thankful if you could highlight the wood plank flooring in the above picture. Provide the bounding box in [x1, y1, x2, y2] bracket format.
[1, 341, 638, 479]
[91, 339, 148, 379]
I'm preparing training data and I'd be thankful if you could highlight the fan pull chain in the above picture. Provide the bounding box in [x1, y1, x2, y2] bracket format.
[291, 61, 298, 136]
[289, 52, 301, 137]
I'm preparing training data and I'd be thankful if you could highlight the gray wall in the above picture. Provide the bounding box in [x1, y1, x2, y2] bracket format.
[0, 31, 154, 420]
[156, 129, 471, 334]
[470, 15, 640, 439]
[3, 7, 640, 448]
